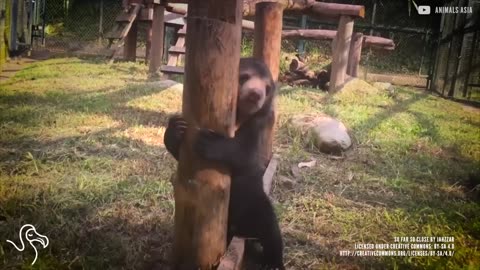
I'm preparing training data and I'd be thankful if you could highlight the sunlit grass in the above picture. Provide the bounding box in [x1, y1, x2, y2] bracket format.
[0, 58, 479, 269]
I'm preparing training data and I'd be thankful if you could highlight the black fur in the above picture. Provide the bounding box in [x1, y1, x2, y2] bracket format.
[164, 58, 284, 269]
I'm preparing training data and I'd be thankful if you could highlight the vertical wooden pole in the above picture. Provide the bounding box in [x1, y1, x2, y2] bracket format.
[253, 2, 283, 168]
[253, 2, 283, 81]
[329, 15, 354, 92]
[172, 0, 242, 269]
[145, 21, 153, 63]
[347, 32, 363, 77]
[124, 21, 137, 61]
[98, 0, 104, 46]
[148, 2, 165, 74]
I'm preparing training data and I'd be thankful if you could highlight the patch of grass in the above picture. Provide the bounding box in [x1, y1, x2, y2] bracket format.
[1, 58, 479, 269]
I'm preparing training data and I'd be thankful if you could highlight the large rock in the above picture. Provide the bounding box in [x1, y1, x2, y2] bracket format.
[291, 114, 352, 154]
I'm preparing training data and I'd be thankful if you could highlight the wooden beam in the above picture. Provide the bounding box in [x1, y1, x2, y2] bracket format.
[262, 155, 279, 194]
[148, 3, 166, 74]
[160, 65, 184, 74]
[244, 0, 315, 16]
[282, 29, 337, 40]
[166, 3, 188, 14]
[243, 0, 364, 19]
[217, 237, 245, 270]
[254, 2, 283, 81]
[282, 29, 395, 50]
[310, 2, 365, 18]
[329, 15, 354, 92]
[347, 32, 363, 77]
[166, 4, 254, 30]
[253, 2, 283, 168]
[364, 35, 395, 50]
[172, 0, 243, 269]
[169, 46, 186, 54]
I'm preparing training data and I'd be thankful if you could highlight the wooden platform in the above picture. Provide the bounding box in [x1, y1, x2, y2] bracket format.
[160, 65, 184, 74]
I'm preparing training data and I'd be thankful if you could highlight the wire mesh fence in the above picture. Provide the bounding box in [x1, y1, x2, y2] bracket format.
[40, 0, 122, 54]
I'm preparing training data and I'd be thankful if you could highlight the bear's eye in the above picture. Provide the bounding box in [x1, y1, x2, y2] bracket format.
[239, 74, 250, 85]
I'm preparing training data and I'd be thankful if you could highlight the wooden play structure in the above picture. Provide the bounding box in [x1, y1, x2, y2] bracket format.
[112, 0, 395, 92]
[110, 0, 393, 269]
[106, 0, 186, 72]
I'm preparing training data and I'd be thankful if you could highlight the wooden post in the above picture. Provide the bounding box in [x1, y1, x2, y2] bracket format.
[124, 21, 138, 61]
[347, 32, 363, 77]
[148, 2, 165, 74]
[253, 2, 283, 167]
[329, 15, 354, 92]
[145, 22, 153, 63]
[172, 0, 243, 269]
[253, 2, 283, 80]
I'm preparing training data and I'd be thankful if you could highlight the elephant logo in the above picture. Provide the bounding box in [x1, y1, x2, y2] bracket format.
[6, 224, 49, 265]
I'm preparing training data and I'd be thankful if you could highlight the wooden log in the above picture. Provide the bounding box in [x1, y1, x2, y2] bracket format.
[217, 237, 245, 270]
[166, 3, 188, 14]
[282, 29, 337, 40]
[243, 0, 364, 19]
[243, 0, 315, 16]
[172, 0, 243, 269]
[289, 58, 305, 72]
[363, 35, 395, 50]
[262, 155, 279, 194]
[148, 2, 165, 74]
[329, 15, 354, 92]
[310, 2, 365, 18]
[166, 4, 254, 30]
[254, 2, 283, 81]
[124, 21, 138, 61]
[160, 65, 184, 74]
[347, 32, 363, 77]
[282, 29, 395, 50]
[253, 1, 283, 168]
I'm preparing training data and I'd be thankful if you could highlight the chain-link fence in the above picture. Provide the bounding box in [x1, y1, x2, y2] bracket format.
[41, 0, 122, 54]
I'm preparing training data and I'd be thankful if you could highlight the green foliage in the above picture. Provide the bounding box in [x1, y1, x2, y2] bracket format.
[45, 22, 65, 36]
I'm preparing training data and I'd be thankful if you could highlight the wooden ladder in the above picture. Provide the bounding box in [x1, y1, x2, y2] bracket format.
[106, 4, 142, 64]
[160, 25, 186, 75]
